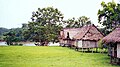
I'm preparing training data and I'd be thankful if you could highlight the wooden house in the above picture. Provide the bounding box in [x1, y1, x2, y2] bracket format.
[59, 24, 104, 49]
[73, 24, 104, 49]
[102, 27, 120, 64]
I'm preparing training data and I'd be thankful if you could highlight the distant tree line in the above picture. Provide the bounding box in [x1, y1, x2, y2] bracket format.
[0, 28, 9, 41]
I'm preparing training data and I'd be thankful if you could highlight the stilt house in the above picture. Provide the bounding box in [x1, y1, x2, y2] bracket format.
[102, 27, 120, 64]
[59, 24, 104, 48]
[73, 24, 104, 48]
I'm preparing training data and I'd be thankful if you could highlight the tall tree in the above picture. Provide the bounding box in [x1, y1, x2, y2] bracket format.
[64, 16, 91, 28]
[78, 16, 91, 27]
[98, 1, 120, 35]
[26, 7, 64, 46]
[64, 17, 78, 28]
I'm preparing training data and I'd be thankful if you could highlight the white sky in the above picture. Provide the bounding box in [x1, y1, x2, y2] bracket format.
[0, 0, 119, 29]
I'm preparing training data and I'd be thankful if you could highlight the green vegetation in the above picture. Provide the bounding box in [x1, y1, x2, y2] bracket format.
[26, 7, 64, 45]
[98, 39, 104, 48]
[98, 1, 120, 35]
[0, 27, 9, 41]
[0, 28, 9, 36]
[3, 28, 23, 45]
[64, 16, 91, 28]
[0, 46, 119, 67]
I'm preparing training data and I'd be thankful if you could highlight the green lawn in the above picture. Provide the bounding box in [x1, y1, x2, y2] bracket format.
[0, 46, 119, 67]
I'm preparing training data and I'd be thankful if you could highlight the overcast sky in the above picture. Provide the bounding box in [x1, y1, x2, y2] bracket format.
[0, 0, 119, 29]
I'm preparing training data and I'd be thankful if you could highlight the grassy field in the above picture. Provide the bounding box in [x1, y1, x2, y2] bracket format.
[0, 46, 119, 67]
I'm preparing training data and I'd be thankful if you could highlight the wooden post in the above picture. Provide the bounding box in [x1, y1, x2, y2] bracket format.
[118, 58, 120, 65]
[92, 48, 93, 53]
[96, 48, 98, 53]
[82, 48, 83, 52]
[88, 48, 90, 52]
[110, 56, 112, 64]
[75, 47, 78, 51]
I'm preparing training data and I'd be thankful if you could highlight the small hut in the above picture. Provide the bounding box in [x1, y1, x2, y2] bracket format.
[102, 27, 120, 64]
[73, 24, 104, 50]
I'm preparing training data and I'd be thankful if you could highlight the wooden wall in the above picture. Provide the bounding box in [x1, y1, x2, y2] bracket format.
[117, 43, 120, 58]
[83, 41, 97, 48]
[77, 40, 82, 48]
[76, 40, 97, 48]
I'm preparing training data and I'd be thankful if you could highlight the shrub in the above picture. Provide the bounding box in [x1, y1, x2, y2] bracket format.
[19, 43, 23, 46]
[98, 39, 103, 48]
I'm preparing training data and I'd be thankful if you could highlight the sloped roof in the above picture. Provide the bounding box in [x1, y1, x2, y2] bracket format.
[74, 24, 104, 41]
[60, 24, 104, 41]
[102, 27, 120, 43]
[60, 28, 81, 39]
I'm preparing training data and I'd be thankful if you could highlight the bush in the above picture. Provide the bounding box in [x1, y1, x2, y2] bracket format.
[19, 43, 23, 46]
[98, 39, 103, 48]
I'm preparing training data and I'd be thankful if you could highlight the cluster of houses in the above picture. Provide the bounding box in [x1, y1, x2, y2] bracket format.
[59, 24, 120, 65]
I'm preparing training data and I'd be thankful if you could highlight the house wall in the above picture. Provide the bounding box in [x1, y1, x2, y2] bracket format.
[59, 39, 64, 44]
[62, 40, 71, 45]
[108, 44, 118, 57]
[108, 45, 112, 56]
[82, 41, 97, 48]
[74, 41, 77, 47]
[60, 31, 64, 37]
[76, 40, 97, 48]
[77, 40, 82, 48]
[90, 41, 97, 47]
[112, 47, 114, 57]
[71, 40, 75, 46]
[117, 43, 120, 58]
[64, 40, 67, 44]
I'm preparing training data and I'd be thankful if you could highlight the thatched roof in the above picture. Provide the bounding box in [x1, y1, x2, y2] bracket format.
[59, 24, 104, 41]
[74, 24, 104, 41]
[59, 28, 81, 39]
[102, 27, 120, 43]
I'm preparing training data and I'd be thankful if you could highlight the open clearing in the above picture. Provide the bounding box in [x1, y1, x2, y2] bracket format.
[0, 46, 119, 67]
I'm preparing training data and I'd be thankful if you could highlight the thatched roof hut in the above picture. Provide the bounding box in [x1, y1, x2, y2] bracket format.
[59, 24, 104, 48]
[102, 27, 120, 64]
[72, 24, 104, 48]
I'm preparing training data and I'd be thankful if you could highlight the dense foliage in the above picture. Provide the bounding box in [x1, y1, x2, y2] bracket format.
[24, 7, 64, 45]
[0, 28, 9, 41]
[3, 28, 23, 45]
[64, 16, 91, 28]
[98, 1, 120, 35]
[0, 28, 9, 36]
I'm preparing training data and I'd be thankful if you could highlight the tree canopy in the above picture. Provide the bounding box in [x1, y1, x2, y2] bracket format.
[25, 7, 64, 45]
[98, 1, 120, 35]
[3, 28, 23, 45]
[64, 16, 91, 28]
